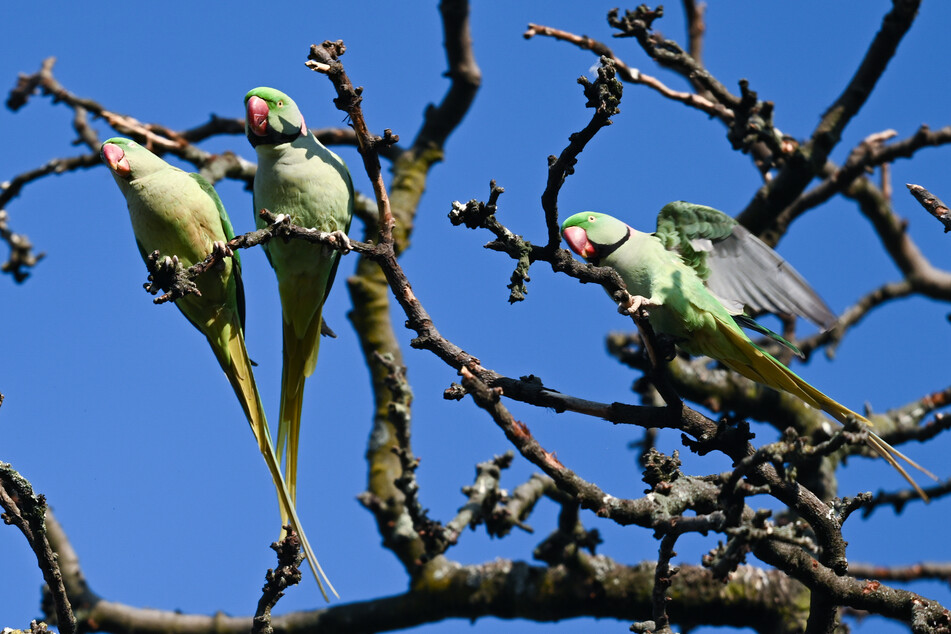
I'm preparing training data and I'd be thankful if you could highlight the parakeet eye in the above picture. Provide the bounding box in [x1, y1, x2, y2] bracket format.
[588, 215, 596, 222]
[277, 100, 284, 107]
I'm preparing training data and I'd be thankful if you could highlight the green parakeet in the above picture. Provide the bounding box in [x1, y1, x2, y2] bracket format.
[100, 138, 334, 598]
[244, 88, 354, 521]
[561, 210, 934, 499]
[654, 201, 836, 330]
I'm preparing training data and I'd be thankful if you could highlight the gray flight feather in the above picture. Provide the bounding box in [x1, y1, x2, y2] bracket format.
[655, 201, 837, 330]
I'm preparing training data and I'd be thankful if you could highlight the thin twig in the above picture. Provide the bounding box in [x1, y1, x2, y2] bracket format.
[523, 23, 729, 122]
[306, 41, 396, 244]
[908, 183, 951, 232]
[252, 527, 304, 634]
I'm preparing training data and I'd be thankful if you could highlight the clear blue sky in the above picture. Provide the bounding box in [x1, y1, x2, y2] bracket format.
[3, 2, 950, 632]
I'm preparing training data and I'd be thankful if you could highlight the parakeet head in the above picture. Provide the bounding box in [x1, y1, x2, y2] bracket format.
[245, 87, 307, 147]
[561, 212, 630, 261]
[101, 137, 168, 183]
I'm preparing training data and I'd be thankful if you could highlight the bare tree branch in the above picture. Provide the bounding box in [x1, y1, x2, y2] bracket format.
[523, 23, 730, 122]
[0, 463, 75, 634]
[682, 0, 706, 66]
[777, 126, 951, 231]
[252, 528, 304, 634]
[908, 182, 951, 232]
[538, 57, 622, 251]
[740, 0, 922, 234]
[310, 0, 483, 579]
[847, 562, 951, 585]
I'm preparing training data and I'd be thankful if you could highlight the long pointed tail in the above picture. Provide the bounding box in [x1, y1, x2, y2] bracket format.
[798, 381, 937, 501]
[865, 432, 935, 501]
[718, 324, 936, 500]
[220, 326, 337, 600]
[276, 309, 324, 509]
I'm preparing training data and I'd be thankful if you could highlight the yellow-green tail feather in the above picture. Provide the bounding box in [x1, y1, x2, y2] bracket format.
[215, 320, 337, 599]
[277, 306, 324, 508]
[716, 319, 935, 501]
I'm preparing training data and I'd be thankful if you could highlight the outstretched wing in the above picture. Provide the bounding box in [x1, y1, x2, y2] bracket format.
[656, 201, 836, 330]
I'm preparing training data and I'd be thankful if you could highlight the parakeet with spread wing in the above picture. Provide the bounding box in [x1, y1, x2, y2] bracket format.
[244, 87, 353, 527]
[561, 210, 935, 499]
[101, 137, 335, 598]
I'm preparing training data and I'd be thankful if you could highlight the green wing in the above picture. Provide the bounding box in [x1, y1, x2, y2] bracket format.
[656, 200, 836, 330]
[189, 171, 245, 332]
[189, 172, 239, 260]
[655, 200, 735, 280]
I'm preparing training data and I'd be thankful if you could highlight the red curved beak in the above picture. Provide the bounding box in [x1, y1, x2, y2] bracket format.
[246, 95, 269, 137]
[562, 226, 596, 259]
[101, 143, 131, 178]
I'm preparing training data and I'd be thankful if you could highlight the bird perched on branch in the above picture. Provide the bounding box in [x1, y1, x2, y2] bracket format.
[561, 208, 935, 499]
[100, 137, 332, 598]
[245, 87, 353, 590]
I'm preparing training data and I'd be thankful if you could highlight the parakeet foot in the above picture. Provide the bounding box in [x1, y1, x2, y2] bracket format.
[211, 240, 233, 259]
[328, 230, 351, 254]
[619, 294, 657, 317]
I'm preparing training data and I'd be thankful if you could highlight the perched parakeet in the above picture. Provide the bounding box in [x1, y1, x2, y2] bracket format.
[244, 88, 354, 520]
[561, 211, 934, 499]
[100, 137, 334, 598]
[654, 201, 836, 330]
